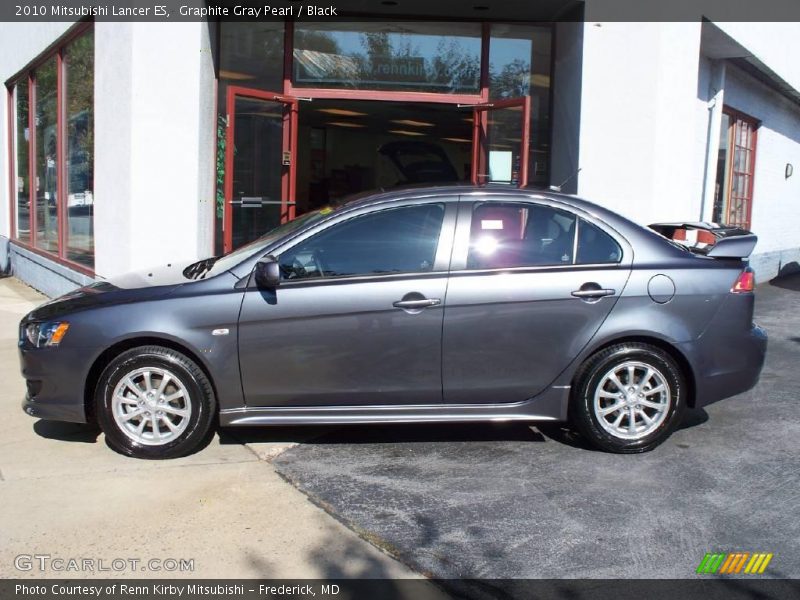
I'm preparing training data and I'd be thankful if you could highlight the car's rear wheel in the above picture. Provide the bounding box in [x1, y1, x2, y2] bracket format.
[95, 346, 216, 459]
[570, 343, 686, 453]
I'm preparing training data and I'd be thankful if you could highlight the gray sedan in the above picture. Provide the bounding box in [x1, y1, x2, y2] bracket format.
[18, 186, 767, 459]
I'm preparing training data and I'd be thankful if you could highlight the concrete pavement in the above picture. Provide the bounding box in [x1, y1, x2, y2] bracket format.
[0, 275, 423, 581]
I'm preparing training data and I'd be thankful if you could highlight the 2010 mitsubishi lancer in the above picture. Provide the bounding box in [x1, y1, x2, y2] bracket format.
[19, 186, 767, 459]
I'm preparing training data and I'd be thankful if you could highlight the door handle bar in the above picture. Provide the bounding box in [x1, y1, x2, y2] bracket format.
[393, 298, 441, 309]
[571, 289, 616, 299]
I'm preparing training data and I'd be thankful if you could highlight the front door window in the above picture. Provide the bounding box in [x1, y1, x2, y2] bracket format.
[279, 203, 445, 280]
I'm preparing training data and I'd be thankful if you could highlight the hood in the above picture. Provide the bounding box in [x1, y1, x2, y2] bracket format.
[24, 259, 200, 322]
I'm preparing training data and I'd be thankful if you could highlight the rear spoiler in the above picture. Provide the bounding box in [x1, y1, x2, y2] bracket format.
[648, 222, 757, 259]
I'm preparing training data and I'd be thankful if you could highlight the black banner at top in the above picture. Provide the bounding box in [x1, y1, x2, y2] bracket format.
[2, 0, 800, 22]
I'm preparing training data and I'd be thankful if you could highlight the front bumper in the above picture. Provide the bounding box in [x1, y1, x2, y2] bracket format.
[19, 343, 93, 423]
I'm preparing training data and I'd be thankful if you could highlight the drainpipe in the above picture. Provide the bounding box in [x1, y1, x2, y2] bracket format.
[700, 60, 726, 222]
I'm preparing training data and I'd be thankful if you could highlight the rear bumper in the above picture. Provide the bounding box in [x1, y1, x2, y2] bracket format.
[19, 344, 91, 424]
[683, 323, 767, 408]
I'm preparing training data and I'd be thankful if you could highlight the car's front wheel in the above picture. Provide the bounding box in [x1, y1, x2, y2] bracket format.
[570, 342, 686, 453]
[95, 346, 216, 459]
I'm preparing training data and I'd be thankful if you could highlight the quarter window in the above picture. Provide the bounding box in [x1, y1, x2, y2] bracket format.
[279, 204, 445, 280]
[467, 202, 576, 269]
[576, 218, 622, 264]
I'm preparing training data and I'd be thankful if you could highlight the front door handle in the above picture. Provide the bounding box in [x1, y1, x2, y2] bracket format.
[393, 298, 441, 309]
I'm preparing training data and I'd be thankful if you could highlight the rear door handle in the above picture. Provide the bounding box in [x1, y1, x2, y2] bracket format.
[393, 298, 441, 309]
[571, 288, 616, 299]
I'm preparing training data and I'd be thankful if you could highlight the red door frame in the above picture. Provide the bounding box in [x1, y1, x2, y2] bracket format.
[471, 96, 531, 188]
[223, 85, 299, 253]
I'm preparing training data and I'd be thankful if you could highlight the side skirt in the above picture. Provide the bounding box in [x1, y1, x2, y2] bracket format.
[219, 386, 570, 427]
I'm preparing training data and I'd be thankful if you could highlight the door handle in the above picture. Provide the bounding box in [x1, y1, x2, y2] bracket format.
[393, 298, 441, 309]
[571, 288, 616, 299]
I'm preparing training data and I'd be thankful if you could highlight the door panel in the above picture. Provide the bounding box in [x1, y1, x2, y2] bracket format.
[472, 97, 531, 187]
[237, 201, 455, 407]
[442, 267, 629, 404]
[442, 199, 630, 404]
[224, 88, 297, 252]
[239, 276, 448, 406]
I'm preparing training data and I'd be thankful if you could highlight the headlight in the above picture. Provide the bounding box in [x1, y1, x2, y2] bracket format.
[24, 322, 70, 348]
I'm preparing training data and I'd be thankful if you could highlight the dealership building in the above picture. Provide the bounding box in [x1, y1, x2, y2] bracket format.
[1, 3, 799, 297]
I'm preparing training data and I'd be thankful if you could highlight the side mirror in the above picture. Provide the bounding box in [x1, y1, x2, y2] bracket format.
[254, 255, 281, 288]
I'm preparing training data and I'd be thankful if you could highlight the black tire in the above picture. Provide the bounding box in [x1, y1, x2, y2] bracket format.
[95, 346, 216, 459]
[570, 343, 686, 453]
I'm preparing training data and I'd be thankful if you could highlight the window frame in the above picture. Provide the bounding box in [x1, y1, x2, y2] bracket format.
[716, 106, 759, 230]
[449, 195, 628, 273]
[6, 21, 94, 276]
[268, 197, 459, 287]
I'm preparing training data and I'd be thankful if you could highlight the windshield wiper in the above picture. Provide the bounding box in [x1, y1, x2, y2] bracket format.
[183, 257, 218, 280]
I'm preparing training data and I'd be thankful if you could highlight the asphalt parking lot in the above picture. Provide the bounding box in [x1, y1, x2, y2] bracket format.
[272, 274, 800, 580]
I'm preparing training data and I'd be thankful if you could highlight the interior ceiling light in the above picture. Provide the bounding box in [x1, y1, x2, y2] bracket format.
[327, 121, 366, 128]
[388, 129, 426, 137]
[317, 108, 368, 117]
[390, 119, 435, 127]
[443, 137, 472, 143]
[219, 70, 255, 81]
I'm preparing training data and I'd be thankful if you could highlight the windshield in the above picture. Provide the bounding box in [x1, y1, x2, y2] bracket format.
[188, 207, 335, 279]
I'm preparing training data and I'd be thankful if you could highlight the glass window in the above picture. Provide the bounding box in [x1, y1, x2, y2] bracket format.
[280, 204, 444, 280]
[34, 57, 58, 253]
[468, 202, 576, 269]
[713, 110, 758, 229]
[576, 219, 622, 264]
[489, 25, 552, 187]
[13, 81, 31, 244]
[293, 22, 481, 94]
[64, 30, 94, 268]
[8, 27, 94, 269]
[219, 22, 285, 92]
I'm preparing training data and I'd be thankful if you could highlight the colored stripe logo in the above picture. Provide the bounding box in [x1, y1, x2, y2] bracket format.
[696, 552, 773, 574]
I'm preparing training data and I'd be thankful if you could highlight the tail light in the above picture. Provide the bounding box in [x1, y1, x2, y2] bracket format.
[731, 268, 755, 293]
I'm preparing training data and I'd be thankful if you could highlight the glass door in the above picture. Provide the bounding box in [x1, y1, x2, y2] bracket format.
[471, 97, 531, 187]
[224, 87, 298, 252]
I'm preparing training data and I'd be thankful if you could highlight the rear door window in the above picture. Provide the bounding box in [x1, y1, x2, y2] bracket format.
[467, 202, 577, 269]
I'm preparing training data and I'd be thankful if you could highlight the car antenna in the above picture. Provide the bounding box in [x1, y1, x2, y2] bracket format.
[549, 167, 582, 193]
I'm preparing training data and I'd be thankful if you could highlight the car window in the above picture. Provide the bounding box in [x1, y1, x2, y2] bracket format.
[279, 204, 445, 280]
[467, 202, 577, 269]
[576, 218, 622, 264]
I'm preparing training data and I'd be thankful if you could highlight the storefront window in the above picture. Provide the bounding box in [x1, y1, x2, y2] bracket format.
[14, 81, 31, 244]
[35, 57, 58, 253]
[292, 22, 482, 94]
[8, 25, 94, 270]
[64, 30, 95, 267]
[219, 22, 285, 92]
[489, 25, 552, 186]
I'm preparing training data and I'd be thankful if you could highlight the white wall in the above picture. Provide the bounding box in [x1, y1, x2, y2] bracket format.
[95, 22, 216, 278]
[576, 22, 705, 225]
[723, 64, 800, 278]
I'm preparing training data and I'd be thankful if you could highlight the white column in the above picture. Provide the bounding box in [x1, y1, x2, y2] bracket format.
[94, 22, 215, 279]
[700, 61, 726, 222]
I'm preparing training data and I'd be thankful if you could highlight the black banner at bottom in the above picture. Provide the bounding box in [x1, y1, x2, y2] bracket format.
[3, 579, 798, 600]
